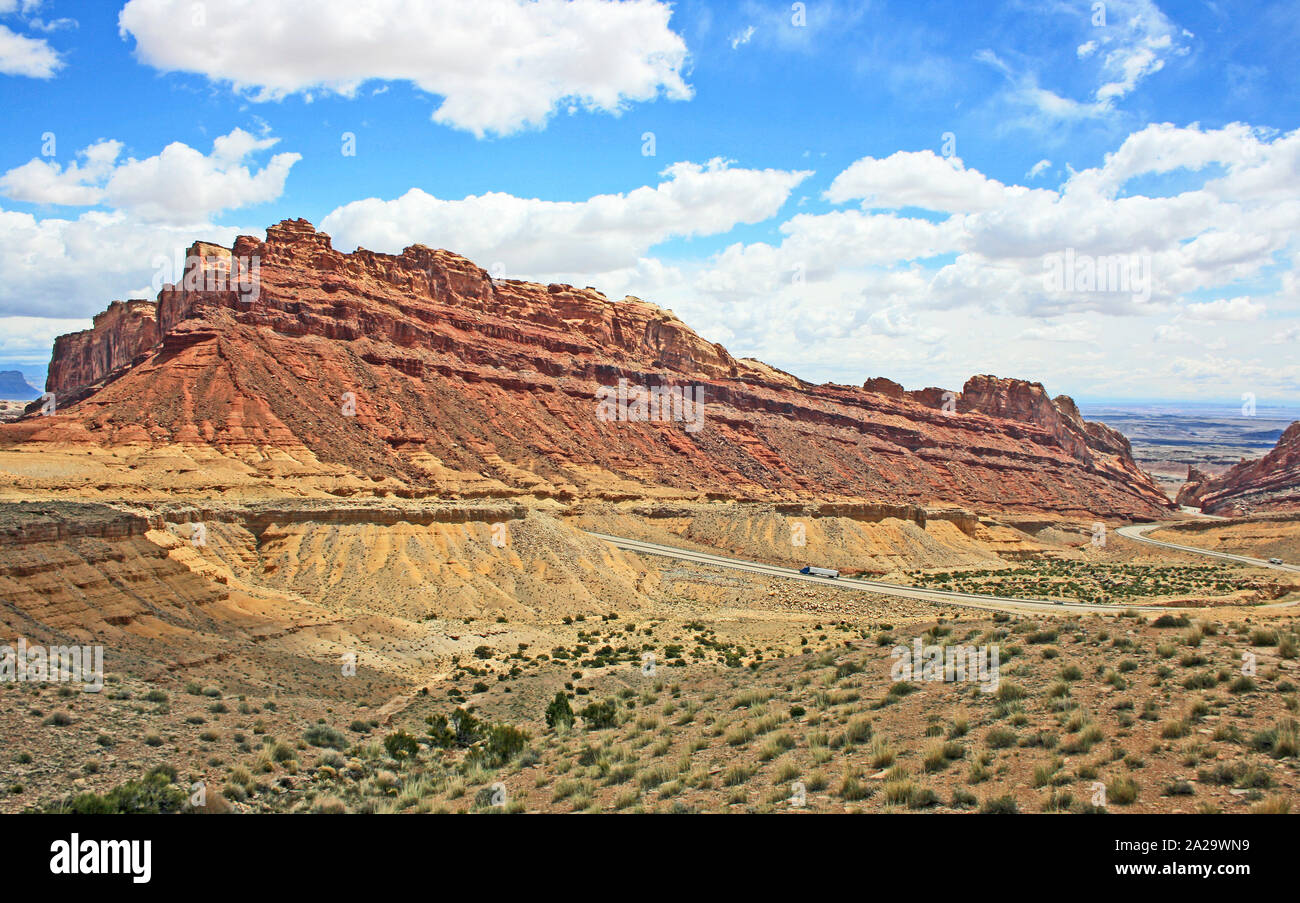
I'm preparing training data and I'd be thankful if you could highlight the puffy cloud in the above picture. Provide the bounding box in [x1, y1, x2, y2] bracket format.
[825, 150, 1040, 213]
[641, 122, 1300, 396]
[0, 22, 60, 77]
[320, 159, 811, 275]
[0, 208, 244, 318]
[0, 314, 92, 375]
[1270, 325, 1300, 344]
[0, 128, 300, 224]
[706, 124, 1296, 329]
[1097, 121, 1268, 190]
[118, 0, 691, 137]
[0, 140, 122, 206]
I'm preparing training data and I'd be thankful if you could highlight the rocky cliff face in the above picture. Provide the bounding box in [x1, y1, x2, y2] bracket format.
[9, 219, 1174, 519]
[46, 299, 160, 399]
[1177, 422, 1300, 515]
[956, 375, 1134, 460]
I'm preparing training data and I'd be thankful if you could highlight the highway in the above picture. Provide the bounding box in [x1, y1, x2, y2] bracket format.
[588, 525, 1299, 615]
[1116, 523, 1300, 573]
[586, 531, 1165, 614]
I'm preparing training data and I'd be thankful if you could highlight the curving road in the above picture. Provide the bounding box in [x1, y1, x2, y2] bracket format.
[588, 525, 1299, 616]
[1116, 523, 1300, 574]
[587, 531, 1165, 615]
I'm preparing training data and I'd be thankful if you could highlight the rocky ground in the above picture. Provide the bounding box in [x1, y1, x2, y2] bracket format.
[3, 501, 1299, 814]
[8, 602, 1297, 815]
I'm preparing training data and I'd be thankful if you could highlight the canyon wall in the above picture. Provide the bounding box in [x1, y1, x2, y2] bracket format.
[1178, 421, 1300, 515]
[11, 219, 1174, 519]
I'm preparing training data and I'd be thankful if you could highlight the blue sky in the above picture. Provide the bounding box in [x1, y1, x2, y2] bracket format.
[1, 0, 1298, 404]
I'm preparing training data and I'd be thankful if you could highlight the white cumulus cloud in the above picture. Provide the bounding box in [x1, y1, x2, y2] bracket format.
[320, 159, 811, 275]
[0, 22, 61, 77]
[118, 0, 692, 137]
[0, 128, 300, 224]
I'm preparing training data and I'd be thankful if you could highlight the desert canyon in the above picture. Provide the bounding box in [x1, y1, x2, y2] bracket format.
[1, 220, 1297, 815]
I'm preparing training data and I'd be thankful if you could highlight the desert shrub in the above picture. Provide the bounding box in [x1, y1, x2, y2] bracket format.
[1229, 675, 1257, 694]
[452, 708, 482, 745]
[303, 724, 347, 750]
[723, 765, 755, 787]
[995, 682, 1026, 702]
[479, 724, 529, 767]
[1107, 774, 1140, 804]
[383, 730, 420, 761]
[986, 727, 1017, 749]
[839, 772, 872, 802]
[1273, 719, 1299, 758]
[1058, 664, 1083, 681]
[1250, 796, 1291, 814]
[579, 699, 618, 730]
[980, 794, 1018, 814]
[545, 692, 574, 729]
[425, 714, 455, 748]
[844, 716, 872, 745]
[1249, 628, 1278, 647]
[46, 768, 187, 814]
[1160, 719, 1189, 739]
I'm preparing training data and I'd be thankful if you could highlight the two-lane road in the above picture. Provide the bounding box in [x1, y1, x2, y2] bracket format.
[588, 526, 1299, 615]
[1116, 523, 1300, 574]
[587, 531, 1167, 614]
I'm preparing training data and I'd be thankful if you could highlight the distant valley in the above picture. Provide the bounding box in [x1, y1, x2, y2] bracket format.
[1083, 402, 1300, 500]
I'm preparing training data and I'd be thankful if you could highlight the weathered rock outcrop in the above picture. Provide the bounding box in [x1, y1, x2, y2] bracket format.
[1177, 422, 1300, 515]
[862, 377, 905, 399]
[958, 375, 1134, 460]
[46, 299, 161, 398]
[7, 219, 1174, 519]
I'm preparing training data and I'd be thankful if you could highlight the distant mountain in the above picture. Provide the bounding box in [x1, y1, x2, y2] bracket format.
[0, 370, 40, 401]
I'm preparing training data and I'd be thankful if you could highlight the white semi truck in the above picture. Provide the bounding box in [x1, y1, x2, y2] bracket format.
[799, 566, 840, 578]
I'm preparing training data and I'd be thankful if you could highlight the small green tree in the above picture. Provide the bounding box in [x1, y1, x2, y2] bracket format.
[425, 713, 455, 748]
[545, 691, 574, 729]
[451, 707, 481, 746]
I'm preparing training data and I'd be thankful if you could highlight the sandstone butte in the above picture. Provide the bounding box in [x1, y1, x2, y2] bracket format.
[1177, 421, 1300, 515]
[1, 218, 1176, 520]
